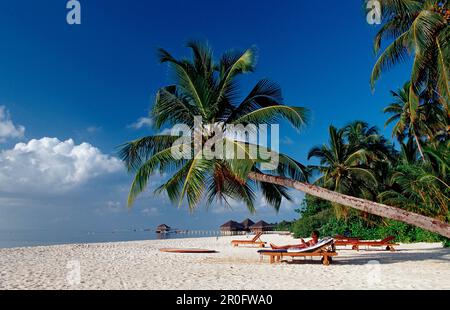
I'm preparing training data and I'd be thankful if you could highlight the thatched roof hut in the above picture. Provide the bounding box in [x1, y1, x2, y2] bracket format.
[156, 224, 171, 233]
[240, 218, 255, 231]
[220, 220, 244, 232]
[250, 220, 273, 233]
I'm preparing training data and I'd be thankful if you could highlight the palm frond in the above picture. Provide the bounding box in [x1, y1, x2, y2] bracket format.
[178, 154, 215, 210]
[371, 31, 410, 89]
[157, 48, 207, 116]
[232, 106, 309, 129]
[127, 144, 188, 206]
[436, 29, 450, 109]
[119, 135, 182, 172]
[152, 86, 198, 129]
[228, 79, 283, 121]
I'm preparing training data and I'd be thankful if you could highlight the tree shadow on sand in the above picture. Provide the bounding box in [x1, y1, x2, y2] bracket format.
[281, 247, 450, 266]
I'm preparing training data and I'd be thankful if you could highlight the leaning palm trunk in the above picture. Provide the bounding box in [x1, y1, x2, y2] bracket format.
[248, 172, 450, 238]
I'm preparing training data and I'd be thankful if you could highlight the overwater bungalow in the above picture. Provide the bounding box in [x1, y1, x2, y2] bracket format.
[240, 219, 255, 232]
[220, 221, 244, 232]
[249, 221, 273, 233]
[156, 224, 171, 234]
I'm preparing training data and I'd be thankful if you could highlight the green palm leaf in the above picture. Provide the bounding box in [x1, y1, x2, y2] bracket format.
[371, 31, 410, 89]
[127, 143, 189, 206]
[232, 106, 309, 129]
[152, 86, 199, 129]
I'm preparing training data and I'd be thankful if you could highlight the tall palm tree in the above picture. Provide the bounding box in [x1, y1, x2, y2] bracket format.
[342, 121, 396, 197]
[120, 42, 450, 238]
[342, 121, 395, 162]
[384, 81, 428, 159]
[120, 41, 310, 213]
[384, 81, 448, 160]
[370, 0, 450, 115]
[343, 121, 380, 147]
[308, 125, 378, 201]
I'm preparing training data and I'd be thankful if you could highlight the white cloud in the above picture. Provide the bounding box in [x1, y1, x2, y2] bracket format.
[0, 137, 123, 194]
[0, 106, 25, 142]
[128, 117, 153, 129]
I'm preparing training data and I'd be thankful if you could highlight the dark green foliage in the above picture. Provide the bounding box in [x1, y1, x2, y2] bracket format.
[308, 122, 396, 219]
[370, 0, 450, 110]
[290, 196, 448, 247]
[442, 238, 450, 247]
[298, 195, 332, 217]
[273, 220, 294, 231]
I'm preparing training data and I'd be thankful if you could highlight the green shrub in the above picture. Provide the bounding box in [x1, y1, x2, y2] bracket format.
[412, 227, 441, 243]
[378, 220, 412, 242]
[441, 238, 450, 248]
[274, 220, 294, 231]
[297, 195, 332, 217]
[292, 209, 333, 238]
[289, 197, 447, 245]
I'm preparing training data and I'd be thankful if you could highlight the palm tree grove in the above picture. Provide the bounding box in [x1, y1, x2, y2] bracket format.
[121, 1, 449, 244]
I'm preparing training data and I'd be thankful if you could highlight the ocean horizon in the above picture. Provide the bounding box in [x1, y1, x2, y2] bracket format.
[0, 228, 226, 249]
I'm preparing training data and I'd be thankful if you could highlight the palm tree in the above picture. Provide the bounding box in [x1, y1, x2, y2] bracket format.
[424, 139, 450, 177]
[343, 121, 380, 147]
[342, 121, 397, 199]
[342, 121, 395, 162]
[379, 162, 449, 220]
[120, 41, 310, 213]
[120, 42, 450, 238]
[370, 0, 450, 115]
[308, 125, 378, 206]
[384, 81, 428, 159]
[384, 81, 448, 160]
[308, 123, 395, 219]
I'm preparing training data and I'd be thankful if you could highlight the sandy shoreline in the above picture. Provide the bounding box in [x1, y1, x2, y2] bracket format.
[1, 235, 449, 290]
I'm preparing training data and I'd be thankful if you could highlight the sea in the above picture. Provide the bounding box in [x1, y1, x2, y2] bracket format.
[0, 229, 224, 249]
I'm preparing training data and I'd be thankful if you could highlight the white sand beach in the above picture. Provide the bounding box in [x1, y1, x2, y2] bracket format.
[1, 234, 449, 290]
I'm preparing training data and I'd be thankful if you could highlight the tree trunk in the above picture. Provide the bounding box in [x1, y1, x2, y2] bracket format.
[248, 172, 450, 238]
[413, 132, 426, 162]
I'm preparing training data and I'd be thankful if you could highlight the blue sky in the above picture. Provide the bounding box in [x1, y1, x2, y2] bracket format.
[0, 1, 410, 234]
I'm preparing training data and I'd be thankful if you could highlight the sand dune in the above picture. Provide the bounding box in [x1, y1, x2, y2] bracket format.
[0, 235, 449, 290]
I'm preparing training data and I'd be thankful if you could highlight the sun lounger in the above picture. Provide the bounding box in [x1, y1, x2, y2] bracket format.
[231, 232, 266, 248]
[334, 234, 361, 241]
[258, 238, 338, 266]
[334, 235, 398, 251]
[334, 234, 361, 247]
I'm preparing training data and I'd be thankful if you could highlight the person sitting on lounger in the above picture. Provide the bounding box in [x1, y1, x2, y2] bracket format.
[270, 231, 320, 250]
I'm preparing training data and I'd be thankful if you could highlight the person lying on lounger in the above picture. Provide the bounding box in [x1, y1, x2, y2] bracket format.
[270, 231, 320, 250]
